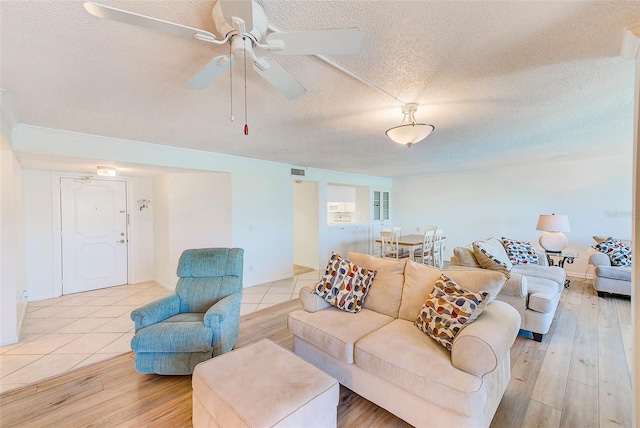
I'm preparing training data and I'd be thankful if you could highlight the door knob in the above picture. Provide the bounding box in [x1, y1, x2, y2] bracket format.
[117, 239, 125, 243]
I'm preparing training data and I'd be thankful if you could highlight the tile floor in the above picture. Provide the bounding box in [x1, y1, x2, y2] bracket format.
[0, 269, 322, 394]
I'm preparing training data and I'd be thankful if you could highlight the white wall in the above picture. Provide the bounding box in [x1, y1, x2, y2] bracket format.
[129, 176, 154, 283]
[393, 155, 633, 277]
[153, 175, 170, 288]
[153, 172, 232, 288]
[0, 146, 26, 345]
[293, 181, 319, 268]
[23, 170, 55, 300]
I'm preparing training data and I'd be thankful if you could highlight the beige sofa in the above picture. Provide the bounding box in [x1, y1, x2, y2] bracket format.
[450, 238, 565, 342]
[287, 252, 521, 427]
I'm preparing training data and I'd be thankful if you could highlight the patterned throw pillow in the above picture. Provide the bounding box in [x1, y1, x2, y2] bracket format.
[501, 237, 539, 265]
[472, 241, 512, 278]
[593, 238, 632, 267]
[313, 252, 376, 313]
[415, 275, 489, 351]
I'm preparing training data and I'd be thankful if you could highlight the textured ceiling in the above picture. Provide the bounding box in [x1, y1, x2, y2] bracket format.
[2, 1, 640, 178]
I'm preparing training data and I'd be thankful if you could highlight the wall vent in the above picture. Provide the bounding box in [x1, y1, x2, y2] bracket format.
[290, 168, 306, 177]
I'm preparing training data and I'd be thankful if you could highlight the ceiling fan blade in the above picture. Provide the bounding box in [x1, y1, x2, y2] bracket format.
[265, 28, 362, 55]
[184, 56, 233, 90]
[217, 0, 253, 32]
[253, 57, 306, 99]
[84, 2, 218, 41]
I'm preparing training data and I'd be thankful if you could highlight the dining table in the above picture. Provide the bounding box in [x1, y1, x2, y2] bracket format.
[375, 233, 446, 267]
[375, 234, 425, 260]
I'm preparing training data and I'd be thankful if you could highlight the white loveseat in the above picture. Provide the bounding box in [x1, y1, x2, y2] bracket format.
[450, 237, 566, 342]
[287, 252, 521, 427]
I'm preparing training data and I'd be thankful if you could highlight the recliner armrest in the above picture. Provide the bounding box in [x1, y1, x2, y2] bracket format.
[131, 294, 181, 331]
[299, 286, 332, 312]
[451, 301, 520, 378]
[204, 292, 243, 326]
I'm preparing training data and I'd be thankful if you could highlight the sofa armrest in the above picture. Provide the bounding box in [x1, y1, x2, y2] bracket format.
[535, 251, 549, 267]
[511, 264, 565, 288]
[451, 301, 520, 378]
[299, 286, 332, 312]
[589, 251, 611, 267]
[499, 273, 526, 298]
[130, 294, 181, 331]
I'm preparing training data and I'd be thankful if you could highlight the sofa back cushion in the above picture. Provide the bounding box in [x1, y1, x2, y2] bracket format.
[452, 245, 482, 268]
[472, 237, 513, 277]
[398, 261, 507, 322]
[347, 252, 407, 318]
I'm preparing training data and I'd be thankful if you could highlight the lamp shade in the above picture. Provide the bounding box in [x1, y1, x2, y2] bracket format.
[536, 214, 570, 232]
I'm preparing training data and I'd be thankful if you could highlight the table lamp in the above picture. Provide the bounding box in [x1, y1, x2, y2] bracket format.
[536, 214, 570, 252]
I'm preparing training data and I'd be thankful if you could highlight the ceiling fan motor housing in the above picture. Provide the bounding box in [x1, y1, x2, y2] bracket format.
[212, 0, 268, 52]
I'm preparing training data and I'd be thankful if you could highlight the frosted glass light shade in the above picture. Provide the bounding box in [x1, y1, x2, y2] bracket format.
[386, 123, 434, 146]
[385, 103, 434, 147]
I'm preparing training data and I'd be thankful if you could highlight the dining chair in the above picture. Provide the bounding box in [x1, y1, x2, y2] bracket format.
[380, 231, 409, 259]
[392, 226, 403, 237]
[413, 226, 437, 265]
[433, 228, 445, 268]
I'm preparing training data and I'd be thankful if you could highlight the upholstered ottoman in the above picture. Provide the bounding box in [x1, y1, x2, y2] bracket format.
[192, 339, 339, 427]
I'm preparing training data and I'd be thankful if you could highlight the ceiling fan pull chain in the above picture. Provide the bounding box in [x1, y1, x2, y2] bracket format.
[229, 42, 234, 122]
[243, 36, 249, 136]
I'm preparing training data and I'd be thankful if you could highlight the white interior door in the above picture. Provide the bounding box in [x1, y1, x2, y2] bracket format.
[61, 178, 128, 294]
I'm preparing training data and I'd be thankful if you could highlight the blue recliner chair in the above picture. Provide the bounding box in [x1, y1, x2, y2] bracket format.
[131, 248, 244, 375]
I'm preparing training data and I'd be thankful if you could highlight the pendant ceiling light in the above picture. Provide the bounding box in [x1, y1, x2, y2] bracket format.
[385, 103, 434, 148]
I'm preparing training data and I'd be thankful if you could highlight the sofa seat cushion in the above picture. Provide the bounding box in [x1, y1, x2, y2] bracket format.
[595, 266, 632, 281]
[526, 277, 560, 314]
[131, 317, 212, 353]
[287, 307, 393, 364]
[354, 319, 485, 417]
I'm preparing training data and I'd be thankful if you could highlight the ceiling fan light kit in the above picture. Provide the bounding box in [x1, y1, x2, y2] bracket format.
[386, 103, 435, 148]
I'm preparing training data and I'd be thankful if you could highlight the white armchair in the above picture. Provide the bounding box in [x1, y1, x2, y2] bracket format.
[588, 236, 632, 297]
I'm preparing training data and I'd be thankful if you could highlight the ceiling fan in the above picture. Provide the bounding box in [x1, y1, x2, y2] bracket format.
[83, 0, 363, 100]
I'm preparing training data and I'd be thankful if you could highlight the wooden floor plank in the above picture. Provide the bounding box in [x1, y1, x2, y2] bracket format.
[598, 349, 633, 427]
[521, 399, 562, 428]
[568, 294, 599, 387]
[560, 380, 598, 428]
[490, 347, 546, 428]
[530, 329, 573, 410]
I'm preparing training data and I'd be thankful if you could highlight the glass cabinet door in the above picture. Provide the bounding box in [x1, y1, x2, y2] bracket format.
[382, 191, 389, 221]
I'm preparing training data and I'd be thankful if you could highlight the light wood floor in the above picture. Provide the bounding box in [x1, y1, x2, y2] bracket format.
[0, 276, 632, 427]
